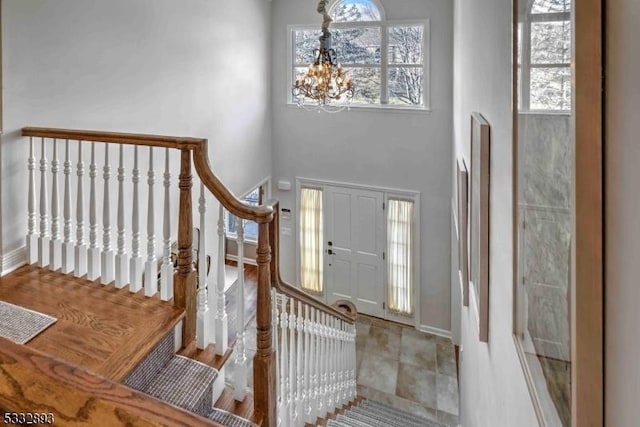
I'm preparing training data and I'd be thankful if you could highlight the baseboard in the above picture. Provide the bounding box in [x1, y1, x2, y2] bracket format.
[225, 254, 257, 267]
[2, 246, 26, 275]
[418, 324, 453, 340]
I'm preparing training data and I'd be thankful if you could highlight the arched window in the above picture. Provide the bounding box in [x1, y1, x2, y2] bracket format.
[289, 0, 428, 109]
[329, 0, 383, 22]
[518, 0, 571, 110]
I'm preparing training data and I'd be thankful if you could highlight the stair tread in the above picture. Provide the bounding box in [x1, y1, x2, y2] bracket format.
[207, 407, 259, 427]
[359, 400, 440, 425]
[320, 399, 445, 427]
[143, 355, 218, 416]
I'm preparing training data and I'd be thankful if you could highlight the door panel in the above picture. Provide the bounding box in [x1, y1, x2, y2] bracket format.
[325, 186, 385, 317]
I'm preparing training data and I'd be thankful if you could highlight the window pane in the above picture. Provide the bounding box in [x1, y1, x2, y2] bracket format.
[330, 0, 381, 22]
[531, 0, 570, 14]
[530, 67, 571, 110]
[245, 222, 258, 240]
[300, 188, 323, 293]
[243, 188, 260, 205]
[345, 67, 381, 104]
[387, 199, 414, 315]
[333, 27, 381, 65]
[531, 21, 571, 65]
[388, 67, 424, 106]
[388, 26, 423, 65]
[294, 29, 322, 65]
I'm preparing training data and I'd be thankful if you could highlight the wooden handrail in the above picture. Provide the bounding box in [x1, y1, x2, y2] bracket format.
[268, 201, 356, 324]
[22, 127, 204, 150]
[0, 337, 224, 426]
[191, 141, 274, 223]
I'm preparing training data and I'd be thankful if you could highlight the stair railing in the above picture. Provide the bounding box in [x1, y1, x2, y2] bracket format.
[23, 128, 204, 348]
[268, 202, 357, 426]
[22, 127, 357, 427]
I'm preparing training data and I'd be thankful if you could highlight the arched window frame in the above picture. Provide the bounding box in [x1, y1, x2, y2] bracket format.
[287, 0, 430, 111]
[518, 0, 571, 112]
[329, 0, 386, 22]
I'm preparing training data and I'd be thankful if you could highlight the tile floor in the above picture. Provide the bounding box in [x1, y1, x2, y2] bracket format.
[355, 315, 460, 426]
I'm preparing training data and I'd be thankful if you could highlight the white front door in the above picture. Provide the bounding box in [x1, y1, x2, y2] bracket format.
[324, 186, 385, 317]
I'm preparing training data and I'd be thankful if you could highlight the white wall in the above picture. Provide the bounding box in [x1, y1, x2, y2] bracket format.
[1, 0, 272, 261]
[605, 0, 640, 424]
[271, 0, 453, 331]
[453, 0, 538, 425]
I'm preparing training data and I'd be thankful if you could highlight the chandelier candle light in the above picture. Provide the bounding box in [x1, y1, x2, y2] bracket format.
[293, 0, 354, 112]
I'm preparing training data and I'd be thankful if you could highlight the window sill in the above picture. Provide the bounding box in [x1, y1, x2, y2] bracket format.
[518, 110, 571, 116]
[286, 103, 432, 114]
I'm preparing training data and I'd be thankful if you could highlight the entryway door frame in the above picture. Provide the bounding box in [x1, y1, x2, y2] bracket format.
[295, 177, 421, 328]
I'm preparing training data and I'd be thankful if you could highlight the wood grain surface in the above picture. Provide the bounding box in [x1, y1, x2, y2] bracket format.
[0, 265, 184, 381]
[0, 337, 223, 426]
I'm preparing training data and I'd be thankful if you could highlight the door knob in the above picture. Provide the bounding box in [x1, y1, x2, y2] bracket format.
[328, 249, 334, 255]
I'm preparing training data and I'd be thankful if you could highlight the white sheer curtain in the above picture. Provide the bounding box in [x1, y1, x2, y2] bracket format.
[387, 199, 414, 315]
[300, 188, 323, 293]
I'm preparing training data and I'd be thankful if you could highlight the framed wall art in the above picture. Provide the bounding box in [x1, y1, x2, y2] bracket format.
[456, 158, 469, 307]
[470, 112, 490, 342]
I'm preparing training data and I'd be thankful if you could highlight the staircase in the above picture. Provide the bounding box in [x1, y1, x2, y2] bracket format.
[323, 400, 445, 427]
[124, 329, 258, 426]
[16, 126, 360, 426]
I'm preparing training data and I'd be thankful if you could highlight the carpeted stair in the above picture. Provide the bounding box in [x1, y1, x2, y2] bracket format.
[124, 329, 257, 426]
[326, 399, 446, 427]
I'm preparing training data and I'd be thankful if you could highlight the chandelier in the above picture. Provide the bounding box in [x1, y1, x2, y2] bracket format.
[292, 0, 354, 112]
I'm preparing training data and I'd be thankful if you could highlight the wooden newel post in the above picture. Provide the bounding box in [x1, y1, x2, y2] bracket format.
[175, 149, 197, 348]
[254, 221, 276, 427]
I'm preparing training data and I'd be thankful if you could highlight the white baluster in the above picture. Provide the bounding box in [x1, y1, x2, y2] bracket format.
[340, 321, 346, 403]
[144, 147, 157, 297]
[319, 313, 327, 415]
[345, 322, 350, 401]
[315, 310, 323, 417]
[160, 149, 174, 301]
[101, 145, 114, 284]
[279, 295, 290, 427]
[331, 317, 340, 409]
[288, 298, 297, 424]
[26, 137, 38, 264]
[328, 317, 335, 411]
[74, 142, 87, 277]
[350, 323, 357, 399]
[196, 183, 210, 345]
[344, 322, 349, 402]
[296, 301, 304, 423]
[215, 204, 228, 355]
[273, 290, 282, 427]
[38, 138, 50, 268]
[49, 139, 62, 270]
[115, 145, 129, 288]
[61, 140, 74, 273]
[334, 318, 341, 408]
[130, 146, 143, 292]
[309, 308, 318, 422]
[303, 304, 312, 423]
[87, 142, 100, 280]
[232, 218, 247, 399]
